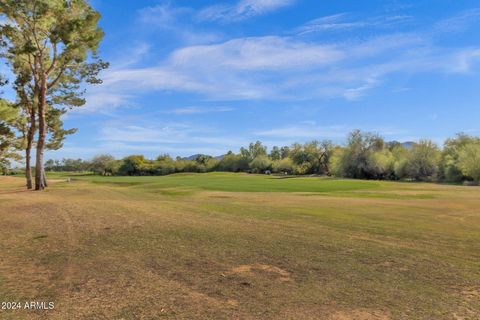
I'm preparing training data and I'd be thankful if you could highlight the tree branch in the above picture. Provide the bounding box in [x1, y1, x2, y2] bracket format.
[46, 42, 57, 75]
[47, 65, 66, 89]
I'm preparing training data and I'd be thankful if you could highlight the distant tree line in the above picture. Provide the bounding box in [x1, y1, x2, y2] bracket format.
[39, 130, 480, 185]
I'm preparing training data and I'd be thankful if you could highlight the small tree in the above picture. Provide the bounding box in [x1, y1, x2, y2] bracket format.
[365, 150, 395, 180]
[240, 141, 267, 162]
[405, 140, 440, 181]
[0, 99, 20, 172]
[335, 130, 385, 179]
[270, 146, 281, 161]
[280, 146, 290, 159]
[249, 155, 272, 173]
[118, 155, 146, 176]
[90, 154, 116, 176]
[458, 142, 480, 184]
[155, 155, 176, 175]
[441, 134, 479, 182]
[273, 158, 294, 174]
[218, 151, 249, 172]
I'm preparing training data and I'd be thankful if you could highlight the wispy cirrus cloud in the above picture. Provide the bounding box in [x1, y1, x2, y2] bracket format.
[198, 0, 295, 22]
[433, 8, 480, 33]
[78, 6, 480, 115]
[83, 120, 251, 157]
[449, 48, 480, 73]
[94, 31, 480, 105]
[296, 13, 414, 35]
[138, 2, 192, 27]
[170, 36, 344, 70]
[137, 1, 223, 45]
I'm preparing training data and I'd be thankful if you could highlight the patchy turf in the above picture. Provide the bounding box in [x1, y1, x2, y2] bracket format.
[0, 173, 479, 319]
[68, 172, 383, 193]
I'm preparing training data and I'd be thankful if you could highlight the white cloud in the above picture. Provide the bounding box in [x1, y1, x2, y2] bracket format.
[87, 32, 480, 108]
[449, 49, 480, 73]
[433, 8, 480, 33]
[112, 43, 151, 68]
[296, 13, 413, 35]
[77, 120, 251, 158]
[76, 7, 480, 115]
[296, 13, 364, 34]
[170, 36, 344, 70]
[73, 92, 134, 114]
[198, 0, 295, 22]
[343, 77, 379, 101]
[138, 2, 191, 27]
[97, 120, 246, 146]
[137, 2, 223, 45]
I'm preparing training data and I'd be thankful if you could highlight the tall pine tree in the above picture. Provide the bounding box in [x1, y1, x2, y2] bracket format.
[1, 0, 107, 189]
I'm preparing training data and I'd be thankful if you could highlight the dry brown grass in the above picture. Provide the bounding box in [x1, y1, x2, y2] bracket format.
[0, 175, 479, 319]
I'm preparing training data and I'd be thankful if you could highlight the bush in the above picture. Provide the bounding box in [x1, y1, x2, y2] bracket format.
[332, 131, 387, 179]
[155, 160, 176, 175]
[329, 147, 345, 177]
[118, 155, 147, 176]
[249, 155, 272, 173]
[273, 158, 294, 174]
[405, 140, 440, 181]
[90, 154, 117, 176]
[458, 142, 480, 184]
[366, 150, 395, 180]
[443, 156, 464, 182]
[394, 158, 409, 180]
[217, 152, 249, 172]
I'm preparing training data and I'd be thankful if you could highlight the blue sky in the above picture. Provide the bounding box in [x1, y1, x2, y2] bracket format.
[47, 1, 480, 158]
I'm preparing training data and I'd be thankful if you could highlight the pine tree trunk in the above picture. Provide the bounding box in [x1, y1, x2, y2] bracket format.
[25, 148, 32, 189]
[42, 170, 48, 187]
[35, 75, 47, 191]
[25, 111, 35, 190]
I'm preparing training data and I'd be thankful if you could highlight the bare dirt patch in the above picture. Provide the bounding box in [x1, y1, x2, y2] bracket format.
[462, 288, 480, 301]
[329, 309, 390, 320]
[231, 263, 292, 282]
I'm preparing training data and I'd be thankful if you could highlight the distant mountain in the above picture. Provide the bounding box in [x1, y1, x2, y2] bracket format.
[401, 141, 415, 149]
[183, 154, 224, 161]
[387, 141, 415, 150]
[183, 154, 205, 161]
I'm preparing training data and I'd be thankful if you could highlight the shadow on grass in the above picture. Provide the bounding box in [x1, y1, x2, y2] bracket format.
[268, 175, 305, 180]
[0, 188, 32, 195]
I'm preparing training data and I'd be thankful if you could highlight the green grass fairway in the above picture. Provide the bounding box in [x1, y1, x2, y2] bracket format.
[0, 173, 479, 319]
[63, 172, 383, 193]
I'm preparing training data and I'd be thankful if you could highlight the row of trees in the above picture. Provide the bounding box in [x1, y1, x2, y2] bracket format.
[329, 131, 480, 183]
[0, 0, 106, 189]
[39, 131, 480, 185]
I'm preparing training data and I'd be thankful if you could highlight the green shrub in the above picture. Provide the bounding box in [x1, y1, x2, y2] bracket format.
[458, 142, 480, 184]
